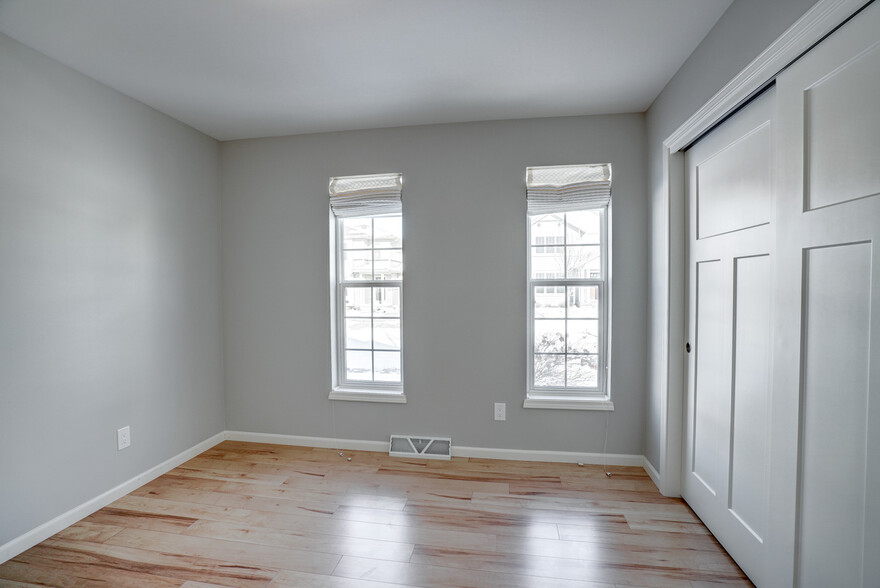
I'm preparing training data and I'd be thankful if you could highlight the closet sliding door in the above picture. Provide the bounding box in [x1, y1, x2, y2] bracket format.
[682, 3, 880, 585]
[683, 88, 775, 586]
[769, 3, 880, 586]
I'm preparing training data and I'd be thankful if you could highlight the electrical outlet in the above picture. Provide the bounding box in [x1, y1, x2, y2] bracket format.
[117, 426, 131, 450]
[494, 403, 506, 421]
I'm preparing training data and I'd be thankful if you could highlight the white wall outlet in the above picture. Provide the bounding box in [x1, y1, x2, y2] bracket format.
[117, 426, 131, 450]
[494, 403, 506, 421]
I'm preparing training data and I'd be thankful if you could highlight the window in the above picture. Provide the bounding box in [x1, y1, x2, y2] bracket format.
[525, 164, 612, 410]
[535, 236, 564, 254]
[329, 173, 404, 402]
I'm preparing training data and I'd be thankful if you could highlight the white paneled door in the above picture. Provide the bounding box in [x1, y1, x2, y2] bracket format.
[769, 2, 880, 586]
[684, 2, 880, 586]
[684, 88, 775, 586]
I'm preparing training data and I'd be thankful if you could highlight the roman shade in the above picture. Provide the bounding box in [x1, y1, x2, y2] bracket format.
[526, 163, 612, 214]
[329, 172, 402, 218]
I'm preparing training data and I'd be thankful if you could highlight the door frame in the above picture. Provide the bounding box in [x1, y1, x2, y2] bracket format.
[654, 0, 869, 497]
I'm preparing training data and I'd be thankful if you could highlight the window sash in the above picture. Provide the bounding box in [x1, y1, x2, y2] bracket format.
[530, 284, 605, 393]
[527, 206, 608, 397]
[333, 215, 403, 392]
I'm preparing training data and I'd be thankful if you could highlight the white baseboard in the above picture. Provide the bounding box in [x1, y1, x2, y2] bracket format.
[226, 430, 644, 467]
[453, 445, 644, 466]
[0, 431, 226, 564]
[643, 456, 662, 490]
[224, 430, 389, 453]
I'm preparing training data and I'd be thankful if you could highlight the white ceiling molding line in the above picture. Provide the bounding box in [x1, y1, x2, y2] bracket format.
[665, 0, 870, 153]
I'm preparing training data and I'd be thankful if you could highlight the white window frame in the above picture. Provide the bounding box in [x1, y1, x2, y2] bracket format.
[525, 205, 613, 411]
[329, 212, 405, 404]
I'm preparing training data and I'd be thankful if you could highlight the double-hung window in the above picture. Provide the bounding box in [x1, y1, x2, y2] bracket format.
[329, 173, 405, 403]
[525, 164, 613, 410]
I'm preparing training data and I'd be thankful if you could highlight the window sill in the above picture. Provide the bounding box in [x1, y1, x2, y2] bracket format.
[329, 389, 407, 404]
[523, 396, 614, 411]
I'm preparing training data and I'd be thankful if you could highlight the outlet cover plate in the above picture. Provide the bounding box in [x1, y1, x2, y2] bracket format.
[494, 403, 506, 421]
[117, 426, 131, 450]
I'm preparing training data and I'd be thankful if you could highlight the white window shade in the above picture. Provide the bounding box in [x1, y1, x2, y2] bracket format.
[329, 173, 402, 218]
[526, 164, 612, 214]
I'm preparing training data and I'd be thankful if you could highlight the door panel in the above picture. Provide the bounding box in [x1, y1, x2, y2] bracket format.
[771, 4, 880, 586]
[693, 259, 726, 494]
[684, 87, 775, 586]
[729, 254, 771, 541]
[805, 40, 880, 210]
[798, 243, 872, 588]
[765, 3, 880, 586]
[697, 122, 773, 238]
[683, 3, 880, 586]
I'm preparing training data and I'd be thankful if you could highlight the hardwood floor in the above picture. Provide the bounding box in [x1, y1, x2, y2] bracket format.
[0, 441, 752, 587]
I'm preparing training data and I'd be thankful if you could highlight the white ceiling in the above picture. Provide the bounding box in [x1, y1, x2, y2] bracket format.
[0, 0, 733, 141]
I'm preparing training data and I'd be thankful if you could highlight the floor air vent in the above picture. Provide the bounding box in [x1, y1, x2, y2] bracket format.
[389, 435, 452, 460]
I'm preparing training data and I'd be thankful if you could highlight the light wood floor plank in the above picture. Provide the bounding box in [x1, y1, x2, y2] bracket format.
[338, 503, 561, 539]
[82, 506, 201, 534]
[557, 522, 721, 550]
[493, 535, 742, 571]
[0, 441, 752, 587]
[172, 466, 292, 486]
[405, 496, 636, 526]
[470, 492, 699, 520]
[105, 528, 340, 575]
[0, 548, 186, 588]
[404, 499, 626, 531]
[213, 480, 409, 511]
[133, 485, 339, 518]
[110, 494, 277, 526]
[182, 519, 415, 562]
[508, 524, 723, 552]
[40, 538, 277, 588]
[625, 515, 711, 535]
[332, 555, 617, 588]
[53, 520, 124, 543]
[270, 569, 421, 588]
[409, 545, 748, 586]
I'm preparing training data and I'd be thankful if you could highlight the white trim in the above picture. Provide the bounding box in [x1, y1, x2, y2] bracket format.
[332, 213, 405, 392]
[225, 430, 390, 452]
[453, 444, 643, 467]
[643, 456, 662, 490]
[0, 431, 226, 564]
[227, 431, 640, 465]
[665, 0, 869, 153]
[523, 397, 614, 411]
[655, 0, 867, 499]
[658, 148, 686, 498]
[329, 390, 407, 403]
[526, 206, 610, 399]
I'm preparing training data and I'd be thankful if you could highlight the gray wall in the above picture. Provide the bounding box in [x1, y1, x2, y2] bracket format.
[221, 114, 648, 455]
[643, 0, 818, 469]
[0, 33, 225, 545]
